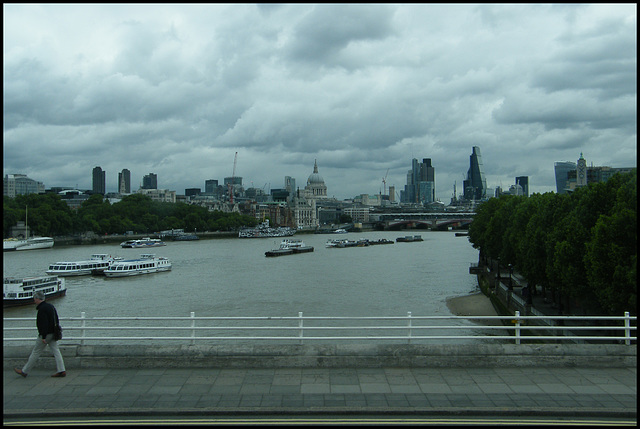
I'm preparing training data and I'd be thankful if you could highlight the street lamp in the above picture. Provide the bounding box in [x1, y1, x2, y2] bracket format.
[508, 264, 513, 290]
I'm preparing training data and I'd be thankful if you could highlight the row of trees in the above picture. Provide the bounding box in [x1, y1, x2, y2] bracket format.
[468, 170, 636, 316]
[3, 193, 258, 238]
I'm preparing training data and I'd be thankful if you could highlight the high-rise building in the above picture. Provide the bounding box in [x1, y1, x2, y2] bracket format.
[118, 169, 131, 194]
[92, 166, 106, 195]
[142, 173, 157, 190]
[463, 147, 487, 201]
[205, 179, 218, 194]
[554, 161, 576, 194]
[576, 153, 587, 188]
[515, 176, 529, 197]
[402, 158, 436, 204]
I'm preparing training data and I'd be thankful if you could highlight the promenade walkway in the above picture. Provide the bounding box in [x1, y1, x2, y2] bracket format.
[4, 365, 636, 422]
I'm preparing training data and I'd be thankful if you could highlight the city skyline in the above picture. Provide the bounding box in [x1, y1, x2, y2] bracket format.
[3, 4, 637, 200]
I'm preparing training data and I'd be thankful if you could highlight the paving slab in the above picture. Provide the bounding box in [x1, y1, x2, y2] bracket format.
[3, 366, 636, 419]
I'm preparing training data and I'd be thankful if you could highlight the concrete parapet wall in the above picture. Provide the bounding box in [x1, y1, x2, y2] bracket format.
[3, 343, 636, 369]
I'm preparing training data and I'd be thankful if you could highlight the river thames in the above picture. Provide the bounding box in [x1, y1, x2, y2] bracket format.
[3, 231, 479, 322]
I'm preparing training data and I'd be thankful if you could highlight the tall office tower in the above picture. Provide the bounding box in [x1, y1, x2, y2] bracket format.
[515, 176, 529, 197]
[388, 185, 395, 202]
[554, 161, 576, 194]
[463, 147, 487, 201]
[92, 166, 106, 195]
[142, 173, 158, 189]
[118, 169, 131, 194]
[403, 158, 436, 204]
[576, 153, 587, 188]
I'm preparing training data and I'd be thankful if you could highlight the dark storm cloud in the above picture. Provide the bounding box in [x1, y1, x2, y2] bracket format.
[2, 4, 636, 199]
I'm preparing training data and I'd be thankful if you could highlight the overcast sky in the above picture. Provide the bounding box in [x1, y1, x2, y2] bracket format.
[3, 4, 637, 201]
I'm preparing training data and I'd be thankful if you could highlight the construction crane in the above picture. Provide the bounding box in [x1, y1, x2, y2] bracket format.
[229, 152, 238, 204]
[382, 168, 389, 196]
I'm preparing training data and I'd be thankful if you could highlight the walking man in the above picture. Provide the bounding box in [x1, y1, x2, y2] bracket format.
[14, 291, 66, 378]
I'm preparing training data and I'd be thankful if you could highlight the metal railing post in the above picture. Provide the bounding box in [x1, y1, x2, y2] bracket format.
[624, 312, 630, 346]
[190, 312, 196, 346]
[407, 311, 412, 344]
[80, 312, 86, 346]
[514, 311, 521, 345]
[298, 312, 304, 345]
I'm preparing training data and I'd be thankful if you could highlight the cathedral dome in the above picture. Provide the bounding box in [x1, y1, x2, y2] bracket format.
[307, 160, 324, 185]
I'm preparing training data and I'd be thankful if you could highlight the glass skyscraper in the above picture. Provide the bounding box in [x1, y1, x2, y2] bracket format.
[463, 146, 487, 201]
[554, 161, 576, 194]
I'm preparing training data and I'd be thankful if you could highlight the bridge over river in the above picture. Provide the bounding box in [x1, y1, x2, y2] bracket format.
[370, 211, 475, 231]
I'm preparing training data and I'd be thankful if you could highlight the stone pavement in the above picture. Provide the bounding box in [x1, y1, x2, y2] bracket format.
[3, 366, 636, 419]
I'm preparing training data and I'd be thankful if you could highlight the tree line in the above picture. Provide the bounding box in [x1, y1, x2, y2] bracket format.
[468, 169, 636, 316]
[3, 193, 258, 238]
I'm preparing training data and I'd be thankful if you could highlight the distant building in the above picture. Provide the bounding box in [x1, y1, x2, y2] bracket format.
[185, 188, 201, 198]
[304, 160, 327, 200]
[402, 158, 435, 205]
[3, 174, 45, 197]
[142, 173, 157, 190]
[556, 154, 633, 194]
[137, 188, 176, 203]
[463, 147, 487, 201]
[118, 169, 131, 194]
[92, 166, 106, 195]
[515, 176, 529, 197]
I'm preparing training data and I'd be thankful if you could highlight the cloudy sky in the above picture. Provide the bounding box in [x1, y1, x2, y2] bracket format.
[3, 4, 636, 201]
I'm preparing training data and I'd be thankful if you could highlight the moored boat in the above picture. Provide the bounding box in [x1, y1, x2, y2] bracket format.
[46, 254, 123, 277]
[103, 254, 172, 277]
[266, 239, 314, 257]
[239, 221, 296, 238]
[4, 236, 54, 251]
[396, 235, 423, 242]
[120, 237, 166, 248]
[3, 276, 66, 307]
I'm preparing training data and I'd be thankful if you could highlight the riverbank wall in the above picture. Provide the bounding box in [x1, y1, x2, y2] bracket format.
[3, 343, 635, 369]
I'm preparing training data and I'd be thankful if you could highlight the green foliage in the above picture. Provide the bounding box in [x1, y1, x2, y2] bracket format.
[4, 193, 259, 238]
[469, 169, 637, 316]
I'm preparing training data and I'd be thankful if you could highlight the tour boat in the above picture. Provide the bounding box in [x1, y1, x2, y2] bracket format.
[46, 254, 123, 277]
[3, 206, 54, 251]
[3, 276, 66, 307]
[120, 237, 166, 248]
[103, 254, 172, 277]
[265, 239, 314, 257]
[4, 236, 54, 251]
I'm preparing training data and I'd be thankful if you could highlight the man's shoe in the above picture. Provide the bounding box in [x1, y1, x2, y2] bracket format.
[14, 368, 27, 378]
[51, 371, 66, 378]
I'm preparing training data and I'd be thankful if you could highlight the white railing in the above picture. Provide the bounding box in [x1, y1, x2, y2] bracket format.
[3, 311, 636, 346]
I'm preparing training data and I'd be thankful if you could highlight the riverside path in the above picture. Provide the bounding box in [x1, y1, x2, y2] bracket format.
[3, 365, 636, 425]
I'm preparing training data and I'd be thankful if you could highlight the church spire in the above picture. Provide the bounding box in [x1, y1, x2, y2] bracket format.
[313, 159, 318, 174]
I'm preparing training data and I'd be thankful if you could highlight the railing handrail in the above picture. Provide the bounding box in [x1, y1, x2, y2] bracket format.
[3, 311, 636, 346]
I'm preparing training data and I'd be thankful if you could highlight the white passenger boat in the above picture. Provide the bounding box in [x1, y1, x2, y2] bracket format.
[46, 254, 123, 277]
[3, 276, 66, 307]
[103, 254, 172, 277]
[4, 236, 54, 251]
[120, 237, 167, 248]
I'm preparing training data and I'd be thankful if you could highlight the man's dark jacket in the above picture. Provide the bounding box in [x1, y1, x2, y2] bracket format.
[36, 301, 59, 338]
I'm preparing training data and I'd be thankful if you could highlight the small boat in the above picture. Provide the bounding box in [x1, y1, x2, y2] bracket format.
[4, 236, 54, 251]
[103, 254, 172, 277]
[46, 254, 123, 277]
[3, 276, 66, 307]
[368, 239, 394, 245]
[326, 239, 359, 248]
[396, 235, 423, 242]
[239, 221, 296, 238]
[172, 234, 199, 241]
[265, 239, 314, 257]
[333, 229, 348, 234]
[120, 237, 167, 248]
